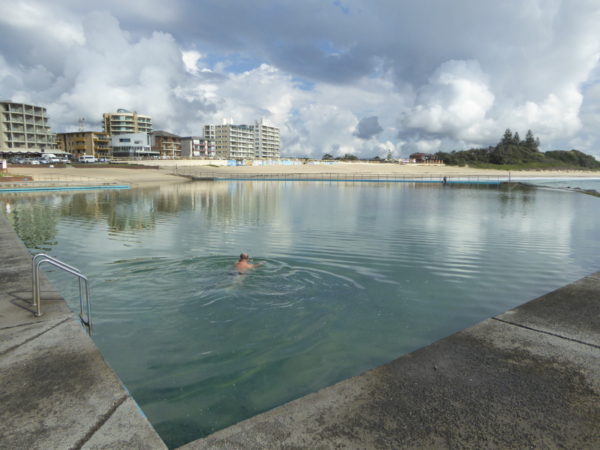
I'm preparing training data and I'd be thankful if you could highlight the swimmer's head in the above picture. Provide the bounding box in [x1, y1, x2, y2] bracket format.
[240, 253, 250, 260]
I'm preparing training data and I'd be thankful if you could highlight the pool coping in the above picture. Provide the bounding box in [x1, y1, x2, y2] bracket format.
[0, 184, 130, 193]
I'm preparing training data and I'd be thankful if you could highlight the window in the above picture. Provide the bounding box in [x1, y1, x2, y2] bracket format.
[119, 138, 131, 142]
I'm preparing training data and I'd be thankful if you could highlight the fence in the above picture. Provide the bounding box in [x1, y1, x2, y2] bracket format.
[170, 169, 510, 185]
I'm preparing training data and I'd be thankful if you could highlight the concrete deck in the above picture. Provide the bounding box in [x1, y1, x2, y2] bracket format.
[0, 213, 166, 449]
[180, 274, 600, 449]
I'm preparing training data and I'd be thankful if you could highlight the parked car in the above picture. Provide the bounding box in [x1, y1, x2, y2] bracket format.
[9, 157, 26, 164]
[40, 153, 60, 164]
[98, 157, 112, 163]
[78, 155, 97, 163]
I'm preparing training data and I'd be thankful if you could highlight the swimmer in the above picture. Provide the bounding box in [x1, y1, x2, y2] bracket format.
[234, 253, 263, 273]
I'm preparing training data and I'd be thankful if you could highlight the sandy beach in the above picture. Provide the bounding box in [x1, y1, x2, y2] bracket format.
[5, 161, 600, 187]
[5, 164, 185, 187]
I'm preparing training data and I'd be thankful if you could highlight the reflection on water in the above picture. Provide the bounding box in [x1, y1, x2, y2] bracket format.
[6, 200, 58, 251]
[2, 180, 600, 447]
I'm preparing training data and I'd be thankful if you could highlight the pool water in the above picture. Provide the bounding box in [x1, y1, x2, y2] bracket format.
[2, 180, 600, 447]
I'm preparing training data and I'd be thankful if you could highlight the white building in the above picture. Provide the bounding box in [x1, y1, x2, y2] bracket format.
[111, 133, 158, 158]
[0, 101, 57, 156]
[202, 119, 280, 159]
[253, 119, 280, 158]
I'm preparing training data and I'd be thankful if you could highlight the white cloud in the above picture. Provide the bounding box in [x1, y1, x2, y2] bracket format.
[507, 88, 583, 138]
[181, 50, 203, 75]
[414, 139, 442, 153]
[1, 0, 600, 158]
[0, 0, 85, 46]
[403, 60, 495, 143]
[210, 64, 298, 126]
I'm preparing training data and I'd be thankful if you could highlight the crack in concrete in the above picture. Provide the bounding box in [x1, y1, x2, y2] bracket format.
[0, 317, 71, 356]
[0, 320, 50, 331]
[69, 395, 128, 450]
[492, 317, 600, 349]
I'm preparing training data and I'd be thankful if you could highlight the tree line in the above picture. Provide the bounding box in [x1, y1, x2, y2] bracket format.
[434, 129, 600, 169]
[322, 150, 394, 161]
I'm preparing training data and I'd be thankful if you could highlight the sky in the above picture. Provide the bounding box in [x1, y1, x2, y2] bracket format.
[1, 0, 599, 159]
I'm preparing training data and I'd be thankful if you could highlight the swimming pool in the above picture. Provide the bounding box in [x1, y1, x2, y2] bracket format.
[2, 181, 599, 447]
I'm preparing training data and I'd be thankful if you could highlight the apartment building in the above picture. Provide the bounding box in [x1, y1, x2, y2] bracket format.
[181, 136, 214, 158]
[150, 131, 182, 158]
[0, 101, 57, 156]
[111, 133, 157, 158]
[201, 125, 217, 156]
[103, 109, 152, 135]
[203, 125, 216, 141]
[253, 119, 280, 158]
[56, 131, 111, 159]
[203, 120, 280, 159]
[215, 124, 254, 159]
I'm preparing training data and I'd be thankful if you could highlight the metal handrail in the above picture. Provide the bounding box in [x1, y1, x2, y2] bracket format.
[32, 253, 92, 335]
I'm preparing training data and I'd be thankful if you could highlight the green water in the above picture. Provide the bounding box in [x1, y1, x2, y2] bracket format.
[2, 181, 599, 448]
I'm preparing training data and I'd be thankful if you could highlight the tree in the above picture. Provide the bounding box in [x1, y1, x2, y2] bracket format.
[512, 131, 521, 145]
[386, 150, 393, 160]
[501, 128, 513, 145]
[322, 153, 334, 160]
[545, 150, 600, 168]
[432, 128, 598, 168]
[524, 130, 539, 151]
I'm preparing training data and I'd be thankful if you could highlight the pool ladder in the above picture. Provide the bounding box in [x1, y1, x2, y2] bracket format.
[32, 253, 92, 335]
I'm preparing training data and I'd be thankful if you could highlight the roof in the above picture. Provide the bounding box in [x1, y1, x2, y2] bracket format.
[151, 130, 181, 138]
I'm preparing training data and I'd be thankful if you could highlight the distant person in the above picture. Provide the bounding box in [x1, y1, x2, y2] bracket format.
[234, 253, 263, 273]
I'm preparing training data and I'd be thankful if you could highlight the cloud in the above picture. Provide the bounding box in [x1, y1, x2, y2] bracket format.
[1, 0, 599, 158]
[0, 0, 85, 47]
[354, 116, 383, 140]
[1, 9, 217, 135]
[181, 50, 203, 75]
[402, 60, 496, 145]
